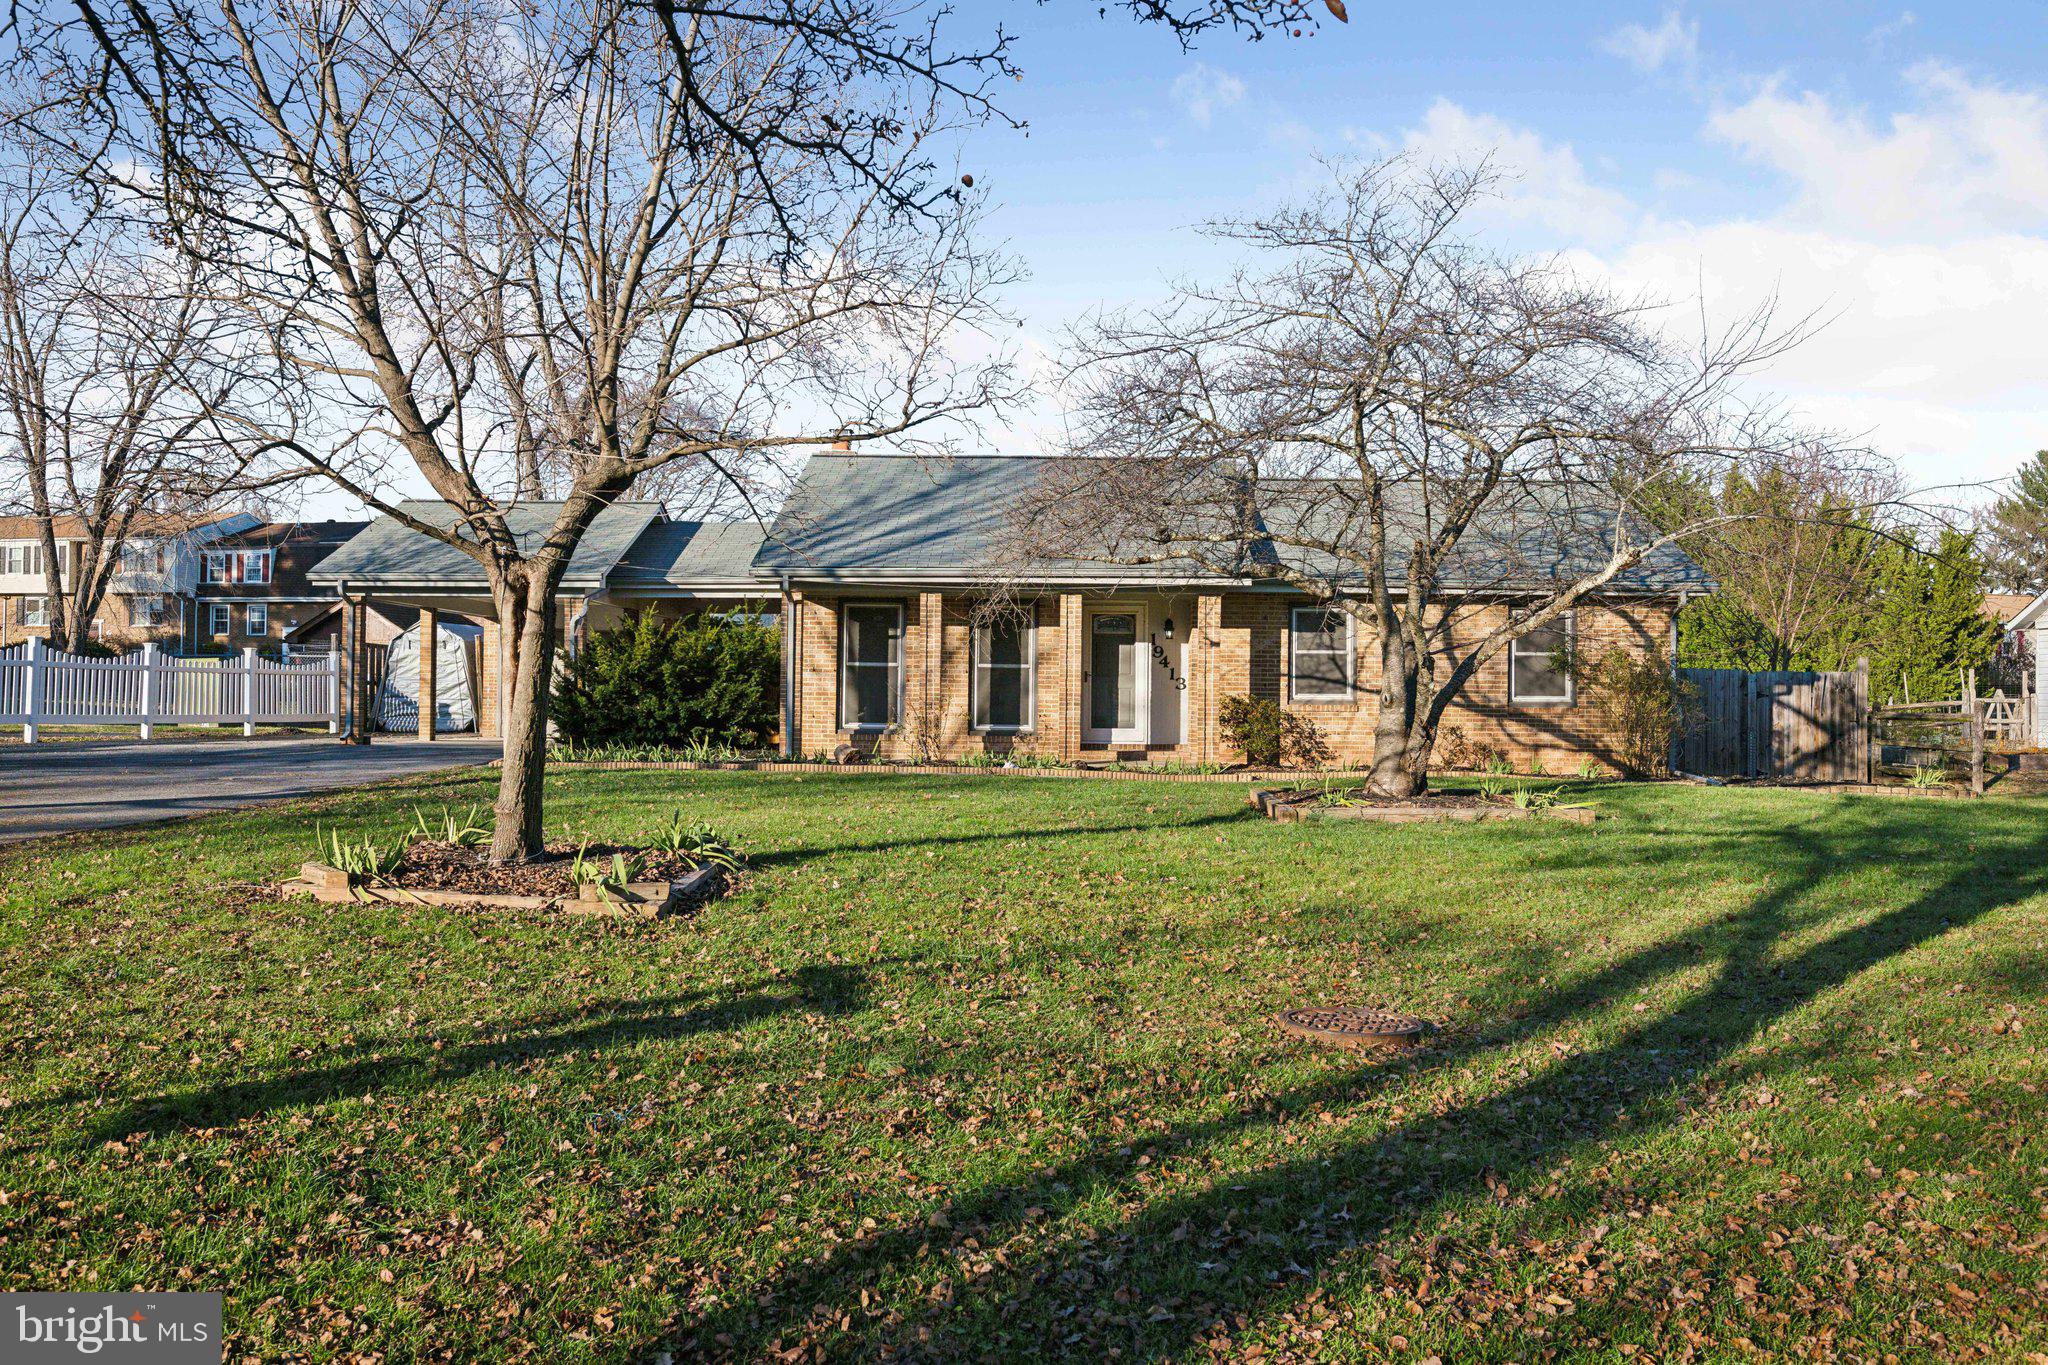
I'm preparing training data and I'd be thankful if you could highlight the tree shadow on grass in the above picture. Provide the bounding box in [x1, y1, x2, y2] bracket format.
[659, 805, 2048, 1359]
[743, 808, 1259, 871]
[82, 962, 883, 1145]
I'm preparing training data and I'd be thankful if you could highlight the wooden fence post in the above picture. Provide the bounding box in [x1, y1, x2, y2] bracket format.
[1970, 689, 1986, 797]
[138, 642, 158, 740]
[21, 636, 43, 745]
[1855, 656, 1871, 784]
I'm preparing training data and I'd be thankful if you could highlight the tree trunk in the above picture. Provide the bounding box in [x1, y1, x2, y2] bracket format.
[1366, 631, 1428, 797]
[489, 577, 559, 864]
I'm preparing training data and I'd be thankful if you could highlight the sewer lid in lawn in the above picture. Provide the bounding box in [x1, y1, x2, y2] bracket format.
[1275, 1004, 1427, 1049]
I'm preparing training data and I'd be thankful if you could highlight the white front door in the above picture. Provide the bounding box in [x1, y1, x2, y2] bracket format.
[1084, 608, 1148, 745]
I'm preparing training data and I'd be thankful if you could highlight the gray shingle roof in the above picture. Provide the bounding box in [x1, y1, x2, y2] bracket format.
[310, 501, 661, 591]
[752, 454, 1711, 594]
[609, 520, 768, 589]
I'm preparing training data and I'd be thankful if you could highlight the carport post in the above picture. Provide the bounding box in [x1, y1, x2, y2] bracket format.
[418, 606, 439, 741]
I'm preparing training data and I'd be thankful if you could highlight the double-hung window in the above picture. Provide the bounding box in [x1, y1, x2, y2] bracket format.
[840, 602, 904, 730]
[3, 543, 43, 576]
[1288, 606, 1354, 701]
[972, 611, 1035, 731]
[130, 597, 163, 627]
[208, 603, 232, 637]
[203, 550, 272, 585]
[121, 542, 166, 576]
[21, 596, 48, 627]
[246, 603, 269, 636]
[1508, 611, 1575, 703]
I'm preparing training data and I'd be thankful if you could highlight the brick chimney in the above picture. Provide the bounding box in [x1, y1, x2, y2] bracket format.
[829, 439, 851, 451]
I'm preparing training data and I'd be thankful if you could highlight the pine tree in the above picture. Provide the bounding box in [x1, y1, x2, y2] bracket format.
[1867, 530, 2003, 703]
[1980, 450, 2048, 592]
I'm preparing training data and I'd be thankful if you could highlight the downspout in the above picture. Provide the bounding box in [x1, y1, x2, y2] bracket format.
[1670, 590, 1689, 776]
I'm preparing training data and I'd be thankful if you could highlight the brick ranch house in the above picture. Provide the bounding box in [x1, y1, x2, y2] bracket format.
[312, 453, 1710, 771]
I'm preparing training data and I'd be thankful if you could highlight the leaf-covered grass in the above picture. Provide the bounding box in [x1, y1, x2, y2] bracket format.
[3, 771, 2045, 1361]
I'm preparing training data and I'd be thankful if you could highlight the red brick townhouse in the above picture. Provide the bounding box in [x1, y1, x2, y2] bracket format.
[0, 510, 259, 649]
[309, 452, 1709, 770]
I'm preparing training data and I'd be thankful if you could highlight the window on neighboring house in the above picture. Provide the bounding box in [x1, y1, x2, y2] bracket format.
[208, 603, 232, 637]
[246, 603, 269, 636]
[121, 542, 166, 576]
[2, 543, 44, 576]
[1508, 611, 1576, 704]
[21, 597, 48, 627]
[130, 597, 163, 627]
[1289, 606, 1354, 701]
[203, 549, 272, 585]
[839, 602, 903, 730]
[972, 611, 1035, 731]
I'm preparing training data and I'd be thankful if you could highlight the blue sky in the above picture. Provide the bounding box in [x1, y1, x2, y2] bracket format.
[954, 0, 2048, 497]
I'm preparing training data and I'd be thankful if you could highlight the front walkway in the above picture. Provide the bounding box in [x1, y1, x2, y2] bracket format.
[0, 738, 499, 844]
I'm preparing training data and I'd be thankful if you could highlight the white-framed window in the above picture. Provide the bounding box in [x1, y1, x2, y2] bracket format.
[245, 603, 269, 636]
[21, 596, 49, 627]
[207, 603, 232, 637]
[129, 597, 163, 627]
[1288, 605, 1354, 701]
[1508, 611, 1576, 704]
[120, 541, 167, 576]
[972, 610, 1035, 731]
[839, 601, 904, 730]
[2, 543, 44, 576]
[203, 549, 272, 585]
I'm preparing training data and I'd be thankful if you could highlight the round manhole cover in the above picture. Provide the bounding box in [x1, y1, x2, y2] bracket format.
[1275, 1005, 1427, 1049]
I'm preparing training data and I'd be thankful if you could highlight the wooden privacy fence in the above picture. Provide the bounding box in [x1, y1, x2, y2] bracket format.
[0, 638, 339, 742]
[1675, 665, 1871, 783]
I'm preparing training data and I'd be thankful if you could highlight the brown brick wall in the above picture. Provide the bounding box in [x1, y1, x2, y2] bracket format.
[785, 589, 1674, 772]
[0, 592, 184, 650]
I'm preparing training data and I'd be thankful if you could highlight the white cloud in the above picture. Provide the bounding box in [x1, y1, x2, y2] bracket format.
[1706, 63, 2048, 239]
[1601, 10, 1699, 75]
[1170, 63, 1245, 129]
[1391, 100, 1637, 242]
[1866, 11, 1917, 51]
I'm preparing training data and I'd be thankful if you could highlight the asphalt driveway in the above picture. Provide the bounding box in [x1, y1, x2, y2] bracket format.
[0, 738, 500, 844]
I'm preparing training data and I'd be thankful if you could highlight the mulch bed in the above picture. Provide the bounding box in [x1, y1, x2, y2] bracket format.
[391, 841, 711, 897]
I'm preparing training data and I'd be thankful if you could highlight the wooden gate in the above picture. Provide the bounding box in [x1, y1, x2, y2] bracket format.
[1676, 665, 1870, 782]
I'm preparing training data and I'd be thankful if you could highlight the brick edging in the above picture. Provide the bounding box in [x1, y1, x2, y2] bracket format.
[547, 758, 1269, 783]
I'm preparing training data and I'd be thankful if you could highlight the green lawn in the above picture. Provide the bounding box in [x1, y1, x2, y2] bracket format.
[3, 771, 2045, 1361]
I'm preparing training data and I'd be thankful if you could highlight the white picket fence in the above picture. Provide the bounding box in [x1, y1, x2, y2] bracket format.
[0, 638, 339, 742]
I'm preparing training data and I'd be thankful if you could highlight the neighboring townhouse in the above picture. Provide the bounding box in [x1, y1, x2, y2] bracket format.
[0, 511, 260, 649]
[309, 453, 1709, 771]
[190, 521, 369, 650]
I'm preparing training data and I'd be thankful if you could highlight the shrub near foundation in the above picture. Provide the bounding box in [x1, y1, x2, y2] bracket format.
[1218, 694, 1333, 768]
[551, 609, 778, 748]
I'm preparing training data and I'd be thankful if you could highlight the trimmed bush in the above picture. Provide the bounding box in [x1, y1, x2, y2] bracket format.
[550, 610, 778, 748]
[1218, 694, 1333, 769]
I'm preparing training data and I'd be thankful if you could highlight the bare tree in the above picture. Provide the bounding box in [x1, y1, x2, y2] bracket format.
[1021, 159, 1857, 796]
[29, 0, 1020, 860]
[0, 128, 275, 652]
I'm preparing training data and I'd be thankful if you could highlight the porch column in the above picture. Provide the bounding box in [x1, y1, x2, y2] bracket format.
[417, 605, 439, 741]
[341, 593, 370, 744]
[779, 585, 798, 757]
[918, 591, 943, 749]
[1059, 592, 1083, 761]
[1195, 593, 1223, 766]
